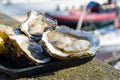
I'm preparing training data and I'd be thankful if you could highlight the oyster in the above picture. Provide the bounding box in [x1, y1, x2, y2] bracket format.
[0, 25, 50, 65]
[21, 10, 57, 40]
[42, 26, 100, 60]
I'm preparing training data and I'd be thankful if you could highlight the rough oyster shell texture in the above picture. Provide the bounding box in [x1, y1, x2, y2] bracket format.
[0, 10, 100, 66]
[0, 25, 50, 66]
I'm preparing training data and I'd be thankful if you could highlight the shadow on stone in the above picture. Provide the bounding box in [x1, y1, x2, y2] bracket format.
[13, 56, 93, 79]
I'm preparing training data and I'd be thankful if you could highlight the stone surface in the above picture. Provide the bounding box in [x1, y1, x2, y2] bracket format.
[18, 58, 120, 80]
[0, 12, 120, 80]
[0, 12, 20, 28]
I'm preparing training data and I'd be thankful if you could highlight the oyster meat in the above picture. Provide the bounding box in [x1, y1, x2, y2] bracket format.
[42, 26, 100, 60]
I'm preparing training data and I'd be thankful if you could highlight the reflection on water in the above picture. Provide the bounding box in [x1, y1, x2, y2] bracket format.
[95, 25, 120, 70]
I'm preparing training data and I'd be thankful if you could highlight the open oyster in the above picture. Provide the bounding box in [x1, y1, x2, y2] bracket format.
[0, 25, 50, 65]
[42, 26, 100, 60]
[21, 10, 57, 40]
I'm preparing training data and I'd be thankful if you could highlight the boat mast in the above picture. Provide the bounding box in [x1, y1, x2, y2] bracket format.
[76, 1, 87, 31]
[114, 0, 120, 27]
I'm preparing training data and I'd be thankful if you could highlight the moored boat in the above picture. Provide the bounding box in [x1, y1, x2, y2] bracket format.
[47, 10, 116, 30]
[47, 1, 118, 30]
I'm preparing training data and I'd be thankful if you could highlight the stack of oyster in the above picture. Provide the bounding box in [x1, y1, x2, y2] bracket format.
[0, 11, 100, 66]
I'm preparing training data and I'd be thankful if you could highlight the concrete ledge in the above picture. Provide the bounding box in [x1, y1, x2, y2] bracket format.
[19, 58, 120, 80]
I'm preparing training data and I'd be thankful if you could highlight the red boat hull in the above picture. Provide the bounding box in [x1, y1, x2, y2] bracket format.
[50, 12, 116, 22]
[48, 10, 117, 30]
[47, 10, 116, 30]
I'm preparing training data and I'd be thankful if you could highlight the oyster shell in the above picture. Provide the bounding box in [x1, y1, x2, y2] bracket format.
[21, 10, 57, 40]
[42, 26, 100, 60]
[9, 35, 50, 64]
[0, 25, 50, 65]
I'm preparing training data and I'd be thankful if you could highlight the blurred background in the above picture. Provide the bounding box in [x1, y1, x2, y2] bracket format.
[0, 0, 120, 70]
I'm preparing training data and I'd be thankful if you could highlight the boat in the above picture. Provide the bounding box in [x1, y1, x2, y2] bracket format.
[47, 10, 116, 30]
[47, 1, 118, 30]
